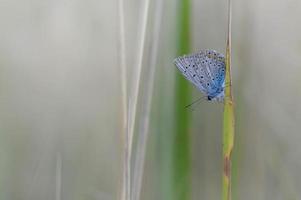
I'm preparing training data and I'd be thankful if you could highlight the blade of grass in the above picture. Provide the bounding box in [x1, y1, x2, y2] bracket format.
[117, 0, 129, 199]
[127, 0, 150, 199]
[126, 1, 151, 198]
[128, 0, 151, 153]
[172, 0, 192, 199]
[131, 0, 164, 199]
[223, 0, 235, 199]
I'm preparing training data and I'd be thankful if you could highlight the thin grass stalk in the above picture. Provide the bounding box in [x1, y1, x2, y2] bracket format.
[223, 0, 235, 199]
[118, 0, 129, 199]
[131, 0, 164, 200]
[126, 2, 151, 197]
[128, 0, 151, 154]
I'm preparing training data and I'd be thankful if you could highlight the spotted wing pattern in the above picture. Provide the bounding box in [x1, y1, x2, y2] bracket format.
[173, 50, 225, 98]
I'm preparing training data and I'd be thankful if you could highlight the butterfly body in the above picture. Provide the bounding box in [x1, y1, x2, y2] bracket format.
[174, 50, 225, 102]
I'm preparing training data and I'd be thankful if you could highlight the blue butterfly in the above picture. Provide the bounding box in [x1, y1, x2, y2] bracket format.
[174, 50, 225, 101]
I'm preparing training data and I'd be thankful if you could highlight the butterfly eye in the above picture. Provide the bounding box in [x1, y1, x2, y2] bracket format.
[200, 76, 203, 79]
[193, 74, 196, 77]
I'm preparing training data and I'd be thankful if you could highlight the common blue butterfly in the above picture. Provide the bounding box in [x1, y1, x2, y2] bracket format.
[174, 50, 225, 101]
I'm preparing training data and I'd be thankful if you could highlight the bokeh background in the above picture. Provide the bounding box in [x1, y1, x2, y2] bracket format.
[0, 0, 301, 200]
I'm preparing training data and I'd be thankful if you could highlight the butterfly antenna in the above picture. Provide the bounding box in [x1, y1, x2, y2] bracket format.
[185, 96, 207, 109]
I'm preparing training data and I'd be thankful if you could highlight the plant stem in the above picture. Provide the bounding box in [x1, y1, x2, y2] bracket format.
[128, 0, 151, 154]
[223, 0, 235, 199]
[118, 0, 129, 199]
[131, 0, 163, 199]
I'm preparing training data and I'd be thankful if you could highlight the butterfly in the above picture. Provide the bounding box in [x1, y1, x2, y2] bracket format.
[174, 49, 225, 101]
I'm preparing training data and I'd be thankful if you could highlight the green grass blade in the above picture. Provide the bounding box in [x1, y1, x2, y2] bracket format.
[173, 0, 192, 199]
[223, 0, 235, 199]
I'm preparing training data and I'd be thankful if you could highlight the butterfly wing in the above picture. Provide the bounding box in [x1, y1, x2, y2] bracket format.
[174, 52, 215, 95]
[174, 50, 225, 98]
[203, 50, 225, 87]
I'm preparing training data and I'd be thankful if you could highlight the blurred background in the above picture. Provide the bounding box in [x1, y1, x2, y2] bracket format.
[0, 0, 301, 200]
